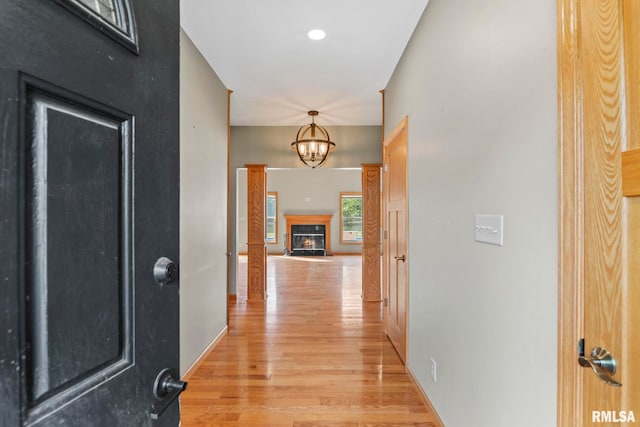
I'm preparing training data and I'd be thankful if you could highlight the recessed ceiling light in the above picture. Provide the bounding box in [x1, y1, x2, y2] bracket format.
[308, 29, 326, 40]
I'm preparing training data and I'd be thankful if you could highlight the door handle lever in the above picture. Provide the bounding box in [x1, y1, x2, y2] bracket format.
[150, 369, 188, 420]
[394, 255, 406, 262]
[578, 346, 622, 387]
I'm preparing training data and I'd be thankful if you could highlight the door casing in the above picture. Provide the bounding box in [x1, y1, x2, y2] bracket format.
[382, 117, 409, 363]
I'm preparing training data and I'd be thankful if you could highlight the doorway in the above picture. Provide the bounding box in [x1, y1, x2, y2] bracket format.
[231, 168, 363, 302]
[382, 117, 409, 363]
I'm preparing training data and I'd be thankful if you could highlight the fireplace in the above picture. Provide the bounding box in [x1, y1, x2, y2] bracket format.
[285, 214, 332, 256]
[290, 224, 326, 256]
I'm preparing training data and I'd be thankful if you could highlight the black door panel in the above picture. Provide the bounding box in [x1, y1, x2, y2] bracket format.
[0, 1, 180, 425]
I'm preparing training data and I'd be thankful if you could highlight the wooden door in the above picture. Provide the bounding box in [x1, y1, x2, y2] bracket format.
[382, 118, 408, 363]
[0, 0, 182, 425]
[558, 0, 640, 424]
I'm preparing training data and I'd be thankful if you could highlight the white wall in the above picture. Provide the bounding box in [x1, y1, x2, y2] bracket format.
[384, 1, 558, 425]
[179, 29, 228, 375]
[237, 168, 362, 255]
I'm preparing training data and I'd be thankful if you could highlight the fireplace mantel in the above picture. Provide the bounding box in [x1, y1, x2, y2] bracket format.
[285, 214, 332, 255]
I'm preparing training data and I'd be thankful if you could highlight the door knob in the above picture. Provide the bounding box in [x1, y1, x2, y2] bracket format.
[150, 368, 188, 420]
[394, 255, 406, 262]
[154, 257, 178, 285]
[578, 345, 622, 387]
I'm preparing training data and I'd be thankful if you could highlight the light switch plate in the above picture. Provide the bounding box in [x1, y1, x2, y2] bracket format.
[475, 214, 504, 246]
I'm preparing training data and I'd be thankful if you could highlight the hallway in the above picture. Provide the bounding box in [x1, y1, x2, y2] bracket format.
[180, 255, 440, 426]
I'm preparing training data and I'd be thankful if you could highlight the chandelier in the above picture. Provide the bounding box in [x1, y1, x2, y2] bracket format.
[290, 110, 336, 168]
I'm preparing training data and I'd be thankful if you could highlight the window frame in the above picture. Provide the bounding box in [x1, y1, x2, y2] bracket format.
[55, 0, 139, 53]
[339, 192, 363, 244]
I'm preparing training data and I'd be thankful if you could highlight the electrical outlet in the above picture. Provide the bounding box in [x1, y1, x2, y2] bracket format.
[430, 357, 437, 383]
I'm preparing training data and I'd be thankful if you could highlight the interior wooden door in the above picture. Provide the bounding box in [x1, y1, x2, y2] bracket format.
[558, 0, 640, 424]
[0, 0, 182, 425]
[382, 117, 408, 363]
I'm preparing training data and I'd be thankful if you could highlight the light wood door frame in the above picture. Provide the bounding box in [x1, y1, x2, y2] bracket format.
[558, 0, 640, 424]
[227, 90, 235, 309]
[557, 0, 584, 422]
[382, 117, 409, 363]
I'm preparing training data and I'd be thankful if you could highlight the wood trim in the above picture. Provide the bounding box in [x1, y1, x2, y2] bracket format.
[380, 89, 385, 142]
[362, 164, 382, 302]
[226, 89, 233, 324]
[385, 116, 408, 147]
[246, 164, 267, 301]
[557, 0, 584, 425]
[622, 148, 640, 196]
[622, 2, 640, 411]
[382, 116, 409, 363]
[406, 366, 444, 427]
[623, 1, 640, 160]
[181, 326, 229, 381]
[284, 214, 333, 254]
[228, 294, 237, 304]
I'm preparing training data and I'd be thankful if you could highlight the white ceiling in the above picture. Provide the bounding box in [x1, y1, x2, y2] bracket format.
[180, 0, 430, 126]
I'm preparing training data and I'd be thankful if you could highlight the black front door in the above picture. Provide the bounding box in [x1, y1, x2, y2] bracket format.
[0, 0, 181, 425]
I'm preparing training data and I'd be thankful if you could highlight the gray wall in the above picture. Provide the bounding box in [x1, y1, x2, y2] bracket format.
[384, 1, 558, 426]
[229, 125, 381, 294]
[179, 30, 228, 375]
[237, 168, 362, 255]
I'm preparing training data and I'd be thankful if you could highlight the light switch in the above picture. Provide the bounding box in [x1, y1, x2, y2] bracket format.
[475, 214, 503, 246]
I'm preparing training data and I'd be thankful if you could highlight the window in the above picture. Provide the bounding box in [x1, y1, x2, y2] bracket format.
[63, 0, 139, 52]
[78, 0, 119, 26]
[340, 192, 362, 243]
[266, 192, 278, 244]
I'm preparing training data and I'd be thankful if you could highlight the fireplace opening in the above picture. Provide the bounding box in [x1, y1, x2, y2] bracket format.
[290, 224, 326, 256]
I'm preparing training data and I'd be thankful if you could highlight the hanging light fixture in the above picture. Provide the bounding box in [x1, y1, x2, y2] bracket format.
[291, 110, 336, 168]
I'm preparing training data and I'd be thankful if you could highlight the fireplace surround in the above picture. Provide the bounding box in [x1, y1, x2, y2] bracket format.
[285, 214, 332, 256]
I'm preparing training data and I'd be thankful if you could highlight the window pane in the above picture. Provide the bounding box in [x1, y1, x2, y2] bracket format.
[267, 196, 276, 217]
[78, 0, 120, 27]
[266, 218, 276, 241]
[341, 194, 362, 242]
[266, 193, 277, 243]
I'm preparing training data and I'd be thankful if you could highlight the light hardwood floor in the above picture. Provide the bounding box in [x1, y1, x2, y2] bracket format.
[181, 255, 441, 426]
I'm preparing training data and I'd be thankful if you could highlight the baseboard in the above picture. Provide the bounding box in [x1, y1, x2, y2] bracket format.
[406, 365, 445, 426]
[228, 294, 237, 304]
[241, 251, 363, 256]
[182, 325, 228, 381]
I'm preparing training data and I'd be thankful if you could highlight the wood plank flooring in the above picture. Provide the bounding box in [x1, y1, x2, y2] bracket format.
[181, 255, 440, 426]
